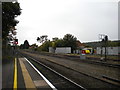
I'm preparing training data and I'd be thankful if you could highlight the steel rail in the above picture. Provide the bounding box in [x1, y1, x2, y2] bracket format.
[24, 56, 87, 90]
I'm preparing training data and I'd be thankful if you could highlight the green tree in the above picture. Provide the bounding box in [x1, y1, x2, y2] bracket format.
[37, 35, 48, 44]
[63, 34, 77, 53]
[38, 40, 51, 52]
[55, 39, 64, 47]
[52, 37, 58, 41]
[51, 37, 64, 48]
[20, 44, 24, 49]
[23, 40, 30, 49]
[30, 43, 38, 51]
[31, 43, 38, 48]
[2, 2, 21, 42]
[2, 2, 21, 58]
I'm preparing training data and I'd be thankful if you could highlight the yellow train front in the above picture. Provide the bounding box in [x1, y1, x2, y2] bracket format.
[81, 48, 93, 54]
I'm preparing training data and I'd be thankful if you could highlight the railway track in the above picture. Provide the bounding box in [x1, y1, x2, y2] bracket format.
[21, 56, 86, 89]
[25, 50, 120, 68]
[19, 52, 120, 88]
[47, 55, 120, 68]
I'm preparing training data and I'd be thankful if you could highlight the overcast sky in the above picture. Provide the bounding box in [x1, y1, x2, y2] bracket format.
[16, 0, 119, 45]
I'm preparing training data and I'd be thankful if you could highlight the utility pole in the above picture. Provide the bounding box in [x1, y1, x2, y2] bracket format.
[104, 35, 108, 61]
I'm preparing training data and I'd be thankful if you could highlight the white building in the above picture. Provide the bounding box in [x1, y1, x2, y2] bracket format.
[49, 47, 71, 54]
[96, 47, 120, 55]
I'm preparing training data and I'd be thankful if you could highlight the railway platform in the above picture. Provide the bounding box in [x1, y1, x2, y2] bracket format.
[3, 57, 55, 89]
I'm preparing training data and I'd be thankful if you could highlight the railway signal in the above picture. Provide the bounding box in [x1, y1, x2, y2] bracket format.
[98, 34, 108, 61]
[14, 39, 18, 45]
[105, 35, 108, 42]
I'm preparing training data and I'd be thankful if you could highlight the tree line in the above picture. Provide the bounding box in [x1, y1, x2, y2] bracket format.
[2, 2, 21, 45]
[20, 34, 79, 53]
[2, 2, 21, 58]
[36, 34, 78, 53]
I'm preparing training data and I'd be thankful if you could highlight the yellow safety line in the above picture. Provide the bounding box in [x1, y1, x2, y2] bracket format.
[13, 58, 17, 89]
[19, 58, 36, 89]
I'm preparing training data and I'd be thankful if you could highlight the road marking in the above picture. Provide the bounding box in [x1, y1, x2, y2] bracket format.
[19, 58, 36, 89]
[24, 57, 57, 90]
[13, 58, 17, 89]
